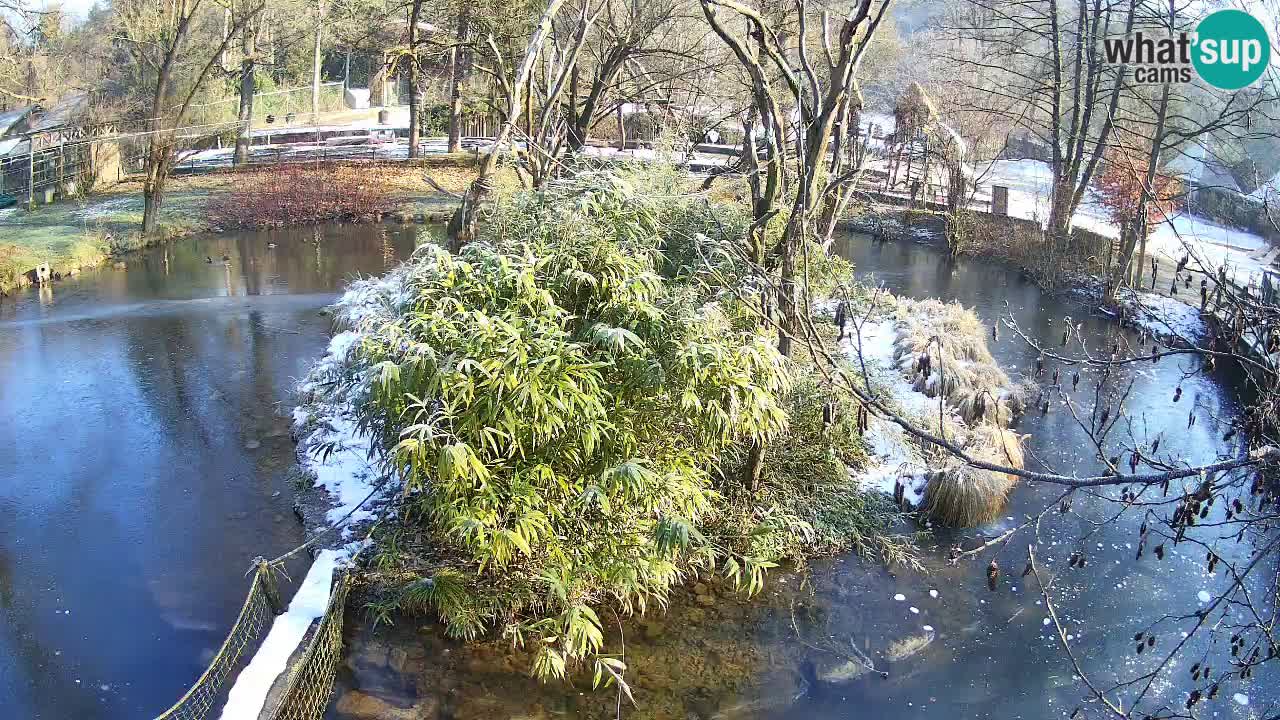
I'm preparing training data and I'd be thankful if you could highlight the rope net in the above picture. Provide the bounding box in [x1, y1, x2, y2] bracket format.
[267, 572, 352, 720]
[151, 563, 351, 720]
[153, 570, 277, 720]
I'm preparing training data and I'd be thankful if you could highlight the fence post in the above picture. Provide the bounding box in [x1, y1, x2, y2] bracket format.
[256, 557, 286, 615]
[27, 150, 35, 209]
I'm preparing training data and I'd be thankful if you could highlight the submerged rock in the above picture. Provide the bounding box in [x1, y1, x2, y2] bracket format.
[334, 690, 430, 720]
[886, 630, 936, 662]
[815, 658, 872, 684]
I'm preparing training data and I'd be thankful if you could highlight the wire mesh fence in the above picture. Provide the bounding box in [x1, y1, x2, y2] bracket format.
[149, 561, 351, 720]
[153, 567, 279, 720]
[187, 82, 348, 127]
[266, 572, 352, 720]
[1, 119, 246, 206]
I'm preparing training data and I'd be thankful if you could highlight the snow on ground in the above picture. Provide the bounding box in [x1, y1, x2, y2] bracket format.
[295, 398, 378, 532]
[1148, 213, 1273, 287]
[841, 318, 935, 506]
[291, 270, 412, 534]
[986, 159, 1119, 239]
[72, 196, 141, 220]
[217, 547, 353, 720]
[1120, 289, 1208, 344]
[985, 159, 1275, 287]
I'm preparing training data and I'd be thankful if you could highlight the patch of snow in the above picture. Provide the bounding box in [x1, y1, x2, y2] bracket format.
[842, 319, 941, 506]
[987, 159, 1118, 238]
[293, 278, 410, 536]
[1233, 693, 1249, 706]
[298, 413, 377, 532]
[218, 549, 345, 720]
[894, 593, 906, 601]
[1148, 212, 1272, 288]
[909, 606, 920, 614]
[928, 589, 938, 599]
[72, 196, 140, 220]
[921, 625, 934, 632]
[1197, 590, 1211, 603]
[1121, 290, 1207, 344]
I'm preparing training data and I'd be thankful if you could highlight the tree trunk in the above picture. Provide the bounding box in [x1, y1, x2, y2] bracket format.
[142, 143, 169, 235]
[407, 73, 420, 157]
[448, 0, 568, 252]
[447, 11, 469, 154]
[567, 51, 625, 153]
[1133, 216, 1151, 288]
[776, 229, 797, 357]
[142, 51, 175, 238]
[615, 104, 625, 151]
[744, 440, 765, 491]
[1107, 222, 1139, 301]
[1046, 179, 1076, 245]
[407, 0, 423, 158]
[311, 0, 323, 122]
[234, 21, 256, 166]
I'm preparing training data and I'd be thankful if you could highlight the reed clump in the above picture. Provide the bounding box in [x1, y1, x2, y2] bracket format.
[881, 298, 1030, 526]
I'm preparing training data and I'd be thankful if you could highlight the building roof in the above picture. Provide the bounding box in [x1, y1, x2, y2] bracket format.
[28, 94, 88, 133]
[1165, 142, 1242, 193]
[0, 138, 24, 157]
[1249, 168, 1280, 204]
[0, 105, 38, 138]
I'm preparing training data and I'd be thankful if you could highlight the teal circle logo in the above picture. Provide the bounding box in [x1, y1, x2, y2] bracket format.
[1193, 9, 1270, 90]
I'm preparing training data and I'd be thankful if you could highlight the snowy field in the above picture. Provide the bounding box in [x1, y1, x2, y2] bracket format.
[985, 159, 1276, 287]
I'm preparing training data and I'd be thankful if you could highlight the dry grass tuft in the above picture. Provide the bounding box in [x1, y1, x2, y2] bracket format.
[923, 424, 1026, 527]
[891, 298, 1022, 426]
[875, 297, 1034, 527]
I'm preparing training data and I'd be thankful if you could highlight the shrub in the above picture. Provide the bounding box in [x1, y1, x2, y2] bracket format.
[301, 169, 902, 682]
[347, 181, 793, 680]
[715, 370, 913, 566]
[206, 164, 395, 228]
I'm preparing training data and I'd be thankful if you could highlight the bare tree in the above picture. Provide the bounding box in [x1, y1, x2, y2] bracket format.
[935, 0, 1136, 270]
[563, 0, 687, 152]
[447, 0, 570, 249]
[233, 1, 259, 165]
[114, 0, 264, 235]
[447, 8, 470, 153]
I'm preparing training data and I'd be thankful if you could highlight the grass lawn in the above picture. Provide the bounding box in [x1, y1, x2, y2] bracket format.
[0, 161, 479, 294]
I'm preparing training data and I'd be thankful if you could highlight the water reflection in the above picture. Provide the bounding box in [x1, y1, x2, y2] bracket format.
[0, 223, 434, 719]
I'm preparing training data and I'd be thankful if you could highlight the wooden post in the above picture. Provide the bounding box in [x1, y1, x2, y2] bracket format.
[26, 149, 35, 209]
[255, 557, 285, 615]
[991, 185, 1009, 215]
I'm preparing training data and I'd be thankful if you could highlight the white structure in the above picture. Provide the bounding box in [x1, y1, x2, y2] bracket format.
[343, 87, 371, 110]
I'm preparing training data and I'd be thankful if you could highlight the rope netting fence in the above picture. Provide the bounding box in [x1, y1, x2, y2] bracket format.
[269, 573, 353, 720]
[151, 558, 351, 720]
